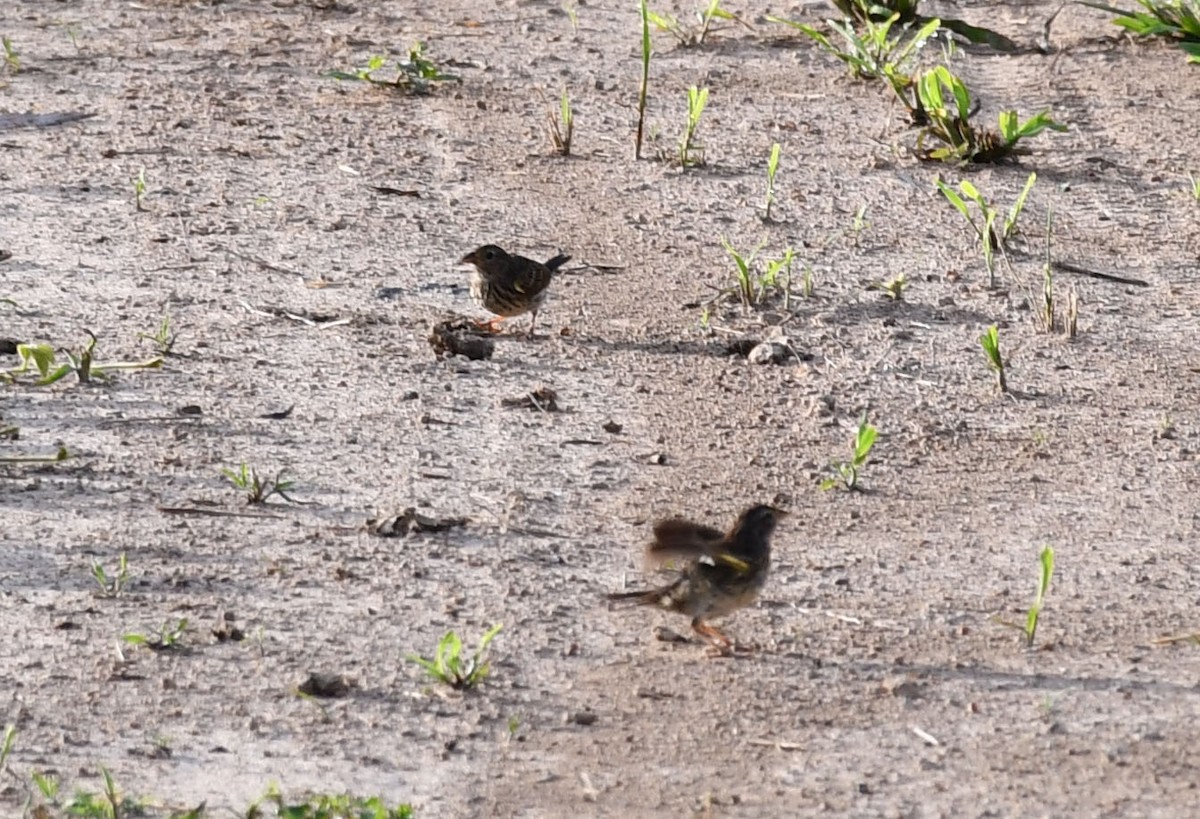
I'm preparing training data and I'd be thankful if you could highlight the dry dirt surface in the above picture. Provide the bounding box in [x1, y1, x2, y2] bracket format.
[3, 0, 1200, 816]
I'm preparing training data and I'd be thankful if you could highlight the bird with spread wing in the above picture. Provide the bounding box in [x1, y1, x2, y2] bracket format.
[608, 505, 786, 652]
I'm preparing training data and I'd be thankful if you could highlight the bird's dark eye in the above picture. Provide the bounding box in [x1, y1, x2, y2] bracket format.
[485, 250, 496, 260]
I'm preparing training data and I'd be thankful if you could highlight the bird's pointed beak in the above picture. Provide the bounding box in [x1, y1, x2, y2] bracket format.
[459, 252, 476, 265]
[771, 507, 790, 517]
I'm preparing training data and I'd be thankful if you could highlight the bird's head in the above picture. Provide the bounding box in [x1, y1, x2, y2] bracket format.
[728, 504, 787, 553]
[460, 244, 510, 274]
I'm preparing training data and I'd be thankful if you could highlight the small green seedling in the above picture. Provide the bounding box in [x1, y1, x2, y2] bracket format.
[678, 85, 709, 167]
[648, 0, 743, 46]
[548, 88, 574, 156]
[850, 204, 869, 243]
[1024, 546, 1055, 646]
[2, 334, 163, 386]
[721, 237, 765, 307]
[763, 142, 781, 220]
[937, 178, 996, 283]
[916, 66, 1065, 163]
[64, 767, 154, 819]
[133, 168, 147, 211]
[32, 771, 59, 803]
[763, 248, 795, 309]
[769, 11, 940, 84]
[407, 624, 503, 691]
[799, 264, 815, 298]
[937, 173, 1034, 288]
[137, 312, 176, 355]
[0, 724, 14, 774]
[873, 272, 908, 300]
[821, 414, 878, 491]
[325, 44, 460, 93]
[222, 463, 301, 505]
[646, 9, 691, 44]
[1157, 414, 1177, 440]
[564, 1, 579, 34]
[1189, 172, 1200, 200]
[1080, 0, 1200, 62]
[2, 37, 18, 73]
[91, 553, 129, 598]
[636, 0, 653, 160]
[123, 619, 189, 652]
[1003, 171, 1038, 242]
[979, 325, 1007, 393]
[720, 238, 796, 308]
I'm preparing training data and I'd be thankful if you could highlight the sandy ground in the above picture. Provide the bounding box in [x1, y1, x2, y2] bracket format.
[3, 0, 1200, 816]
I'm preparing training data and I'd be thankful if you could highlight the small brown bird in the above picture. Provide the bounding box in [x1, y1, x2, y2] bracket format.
[459, 244, 570, 337]
[608, 505, 786, 651]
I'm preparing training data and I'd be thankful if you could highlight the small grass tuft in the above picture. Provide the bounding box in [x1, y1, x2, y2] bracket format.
[916, 66, 1066, 163]
[1024, 546, 1056, 646]
[91, 553, 129, 598]
[222, 463, 302, 505]
[0, 724, 15, 775]
[763, 142, 781, 220]
[872, 272, 909, 300]
[1080, 0, 1200, 62]
[2, 333, 163, 386]
[979, 325, 1007, 393]
[770, 10, 940, 84]
[325, 44, 460, 94]
[408, 624, 503, 691]
[133, 168, 147, 211]
[138, 311, 177, 356]
[677, 85, 709, 167]
[2, 36, 18, 73]
[123, 619, 189, 652]
[548, 88, 574, 156]
[648, 0, 744, 46]
[718, 239, 797, 310]
[821, 414, 878, 491]
[636, 0, 653, 160]
[937, 173, 1035, 288]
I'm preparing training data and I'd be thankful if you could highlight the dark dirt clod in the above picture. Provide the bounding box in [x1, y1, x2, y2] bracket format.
[367, 507, 468, 537]
[500, 386, 559, 411]
[428, 317, 496, 360]
[298, 672, 354, 699]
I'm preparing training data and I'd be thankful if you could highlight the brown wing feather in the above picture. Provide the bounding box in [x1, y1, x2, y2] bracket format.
[645, 519, 727, 567]
[512, 255, 559, 299]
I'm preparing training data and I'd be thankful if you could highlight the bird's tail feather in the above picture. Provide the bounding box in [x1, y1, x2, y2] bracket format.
[544, 253, 571, 271]
[606, 588, 659, 606]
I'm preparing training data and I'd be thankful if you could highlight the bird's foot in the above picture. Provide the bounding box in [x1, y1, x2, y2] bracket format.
[473, 317, 505, 334]
[693, 622, 735, 655]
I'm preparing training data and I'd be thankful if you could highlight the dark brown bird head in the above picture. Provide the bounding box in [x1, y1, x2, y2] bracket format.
[460, 244, 511, 275]
[726, 505, 787, 556]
